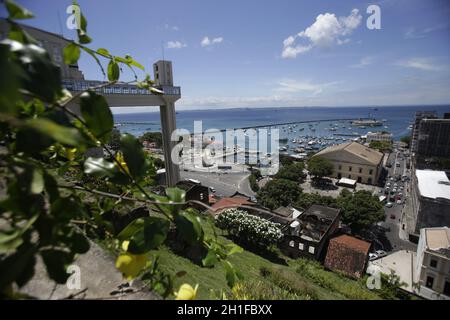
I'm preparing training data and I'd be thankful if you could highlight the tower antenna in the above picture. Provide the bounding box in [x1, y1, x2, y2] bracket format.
[57, 9, 65, 38]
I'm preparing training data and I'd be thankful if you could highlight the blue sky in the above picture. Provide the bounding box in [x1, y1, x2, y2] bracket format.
[3, 0, 450, 110]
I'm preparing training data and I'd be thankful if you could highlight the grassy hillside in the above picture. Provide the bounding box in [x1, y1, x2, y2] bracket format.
[147, 216, 381, 300]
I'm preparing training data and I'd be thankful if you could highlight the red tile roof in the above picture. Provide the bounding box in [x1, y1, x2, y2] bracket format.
[210, 197, 254, 212]
[324, 234, 371, 279]
[331, 234, 371, 253]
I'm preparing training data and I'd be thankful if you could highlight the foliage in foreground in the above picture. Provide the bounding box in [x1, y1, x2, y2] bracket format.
[0, 0, 241, 298]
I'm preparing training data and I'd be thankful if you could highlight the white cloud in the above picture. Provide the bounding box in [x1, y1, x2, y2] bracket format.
[405, 23, 448, 39]
[395, 58, 440, 71]
[274, 79, 338, 95]
[164, 24, 179, 31]
[350, 56, 375, 68]
[167, 41, 187, 49]
[282, 9, 362, 58]
[201, 36, 224, 47]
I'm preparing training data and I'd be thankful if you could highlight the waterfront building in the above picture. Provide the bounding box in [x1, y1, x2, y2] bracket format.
[366, 131, 393, 143]
[313, 142, 384, 185]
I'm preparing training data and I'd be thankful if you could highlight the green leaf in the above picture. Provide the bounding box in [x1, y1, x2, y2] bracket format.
[107, 59, 120, 81]
[223, 261, 242, 288]
[63, 42, 80, 65]
[8, 40, 62, 102]
[96, 48, 110, 57]
[225, 244, 243, 257]
[202, 249, 218, 267]
[76, 11, 92, 44]
[5, 0, 34, 19]
[84, 157, 115, 178]
[40, 249, 74, 284]
[175, 211, 204, 244]
[120, 133, 147, 179]
[120, 217, 170, 254]
[124, 54, 145, 70]
[117, 218, 145, 241]
[26, 118, 82, 146]
[165, 187, 186, 215]
[30, 167, 44, 194]
[79, 91, 113, 143]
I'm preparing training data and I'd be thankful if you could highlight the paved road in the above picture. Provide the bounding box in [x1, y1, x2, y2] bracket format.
[180, 170, 255, 198]
[377, 144, 416, 252]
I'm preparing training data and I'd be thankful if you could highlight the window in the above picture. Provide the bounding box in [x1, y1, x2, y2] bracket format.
[308, 246, 315, 254]
[298, 243, 304, 250]
[357, 177, 362, 183]
[349, 166, 352, 172]
[368, 178, 372, 184]
[426, 276, 434, 289]
[348, 174, 352, 179]
[430, 259, 438, 268]
[359, 168, 362, 173]
[369, 169, 373, 175]
[338, 165, 342, 170]
[444, 281, 450, 296]
[289, 240, 295, 248]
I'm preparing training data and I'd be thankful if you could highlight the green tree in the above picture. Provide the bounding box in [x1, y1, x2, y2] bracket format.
[256, 179, 302, 210]
[294, 193, 337, 210]
[108, 128, 121, 151]
[369, 141, 392, 152]
[307, 156, 334, 180]
[400, 136, 411, 148]
[337, 190, 385, 234]
[139, 131, 162, 148]
[275, 162, 306, 182]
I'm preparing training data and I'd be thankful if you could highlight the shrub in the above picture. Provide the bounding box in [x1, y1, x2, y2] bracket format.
[215, 209, 283, 247]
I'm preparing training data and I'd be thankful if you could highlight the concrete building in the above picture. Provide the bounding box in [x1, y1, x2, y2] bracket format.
[416, 119, 450, 158]
[415, 227, 450, 299]
[313, 142, 384, 185]
[0, 21, 181, 186]
[411, 111, 437, 153]
[282, 205, 340, 261]
[411, 170, 450, 233]
[366, 131, 393, 143]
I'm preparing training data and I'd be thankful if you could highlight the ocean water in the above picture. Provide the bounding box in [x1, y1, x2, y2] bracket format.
[113, 105, 450, 142]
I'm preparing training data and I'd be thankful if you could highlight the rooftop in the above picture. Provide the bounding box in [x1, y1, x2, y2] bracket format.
[329, 234, 371, 253]
[314, 141, 383, 166]
[424, 227, 450, 251]
[324, 234, 371, 278]
[415, 170, 450, 201]
[297, 205, 340, 242]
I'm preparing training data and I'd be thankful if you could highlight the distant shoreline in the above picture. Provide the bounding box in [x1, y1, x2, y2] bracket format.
[111, 104, 450, 115]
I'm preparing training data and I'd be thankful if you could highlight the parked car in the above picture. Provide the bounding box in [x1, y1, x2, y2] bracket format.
[369, 253, 378, 261]
[396, 163, 401, 167]
[390, 214, 396, 219]
[396, 199, 403, 205]
[385, 202, 394, 208]
[375, 250, 387, 258]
